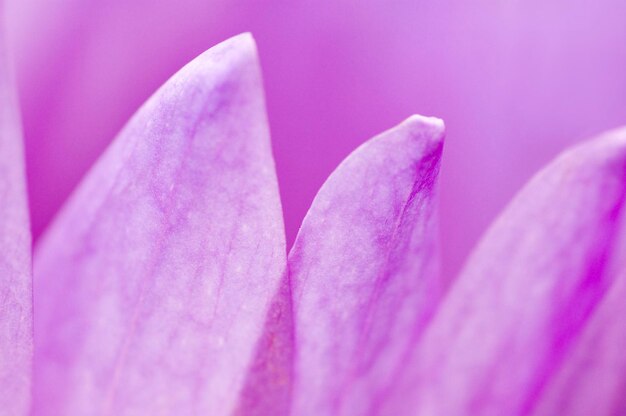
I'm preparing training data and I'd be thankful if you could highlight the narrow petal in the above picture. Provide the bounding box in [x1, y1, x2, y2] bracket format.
[289, 115, 445, 415]
[386, 127, 626, 415]
[0, 13, 32, 416]
[33, 33, 286, 415]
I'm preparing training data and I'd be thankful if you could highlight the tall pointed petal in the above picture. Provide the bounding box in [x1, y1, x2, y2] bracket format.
[0, 10, 32, 416]
[33, 34, 286, 415]
[385, 127, 626, 415]
[289, 115, 445, 415]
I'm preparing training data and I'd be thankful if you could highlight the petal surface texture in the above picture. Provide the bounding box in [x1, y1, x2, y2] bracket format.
[385, 128, 626, 415]
[289, 115, 445, 415]
[33, 34, 286, 415]
[0, 12, 32, 416]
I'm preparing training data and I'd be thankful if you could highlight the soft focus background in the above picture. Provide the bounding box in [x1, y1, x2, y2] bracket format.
[5, 0, 626, 280]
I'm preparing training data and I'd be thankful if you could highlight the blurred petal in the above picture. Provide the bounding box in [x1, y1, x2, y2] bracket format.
[33, 33, 286, 415]
[0, 10, 32, 415]
[289, 115, 445, 415]
[533, 147, 626, 416]
[386, 127, 626, 415]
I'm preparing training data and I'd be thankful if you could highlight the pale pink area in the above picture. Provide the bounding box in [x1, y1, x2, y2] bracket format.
[33, 34, 286, 415]
[0, 8, 32, 414]
[382, 128, 626, 414]
[7, 1, 626, 279]
[289, 116, 444, 415]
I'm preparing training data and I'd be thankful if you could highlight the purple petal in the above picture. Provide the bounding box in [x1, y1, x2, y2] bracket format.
[288, 115, 445, 414]
[533, 264, 626, 416]
[0, 17, 32, 416]
[12, 2, 626, 286]
[233, 276, 294, 415]
[33, 33, 286, 415]
[385, 127, 626, 415]
[533, 131, 626, 415]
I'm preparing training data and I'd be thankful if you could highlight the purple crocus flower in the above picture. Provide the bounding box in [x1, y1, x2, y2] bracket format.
[2, 26, 626, 415]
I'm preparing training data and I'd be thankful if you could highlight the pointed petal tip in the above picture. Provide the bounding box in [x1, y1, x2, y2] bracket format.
[218, 32, 257, 55]
[404, 113, 445, 133]
[382, 114, 445, 163]
[398, 114, 445, 148]
[181, 32, 260, 82]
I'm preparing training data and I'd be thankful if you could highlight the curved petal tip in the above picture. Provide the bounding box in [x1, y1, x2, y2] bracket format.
[289, 113, 445, 414]
[33, 32, 284, 416]
[394, 114, 445, 151]
[404, 113, 445, 137]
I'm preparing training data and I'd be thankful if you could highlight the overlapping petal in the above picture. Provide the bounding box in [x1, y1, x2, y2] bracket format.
[33, 34, 286, 415]
[233, 276, 293, 415]
[383, 128, 626, 415]
[289, 115, 445, 415]
[0, 10, 32, 415]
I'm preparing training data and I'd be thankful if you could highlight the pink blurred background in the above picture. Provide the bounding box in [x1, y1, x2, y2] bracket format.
[5, 0, 626, 280]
